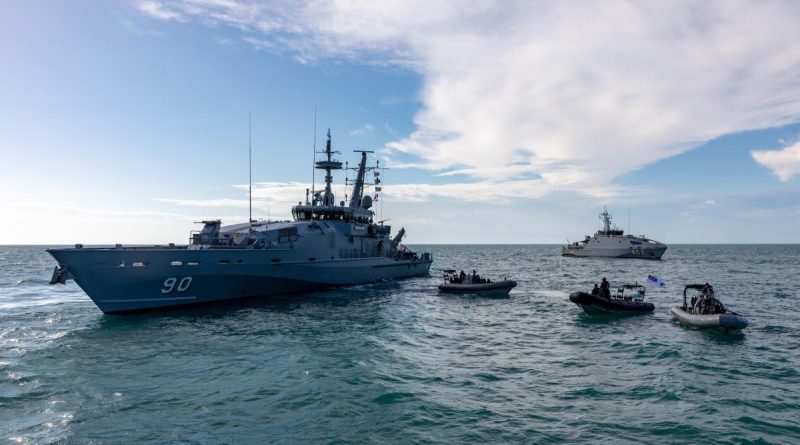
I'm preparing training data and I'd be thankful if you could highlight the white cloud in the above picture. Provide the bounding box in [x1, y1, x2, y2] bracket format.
[1, 201, 196, 221]
[136, 0, 185, 22]
[111, 10, 164, 37]
[157, 198, 251, 208]
[751, 140, 800, 181]
[137, 0, 800, 194]
[349, 123, 374, 137]
[0, 201, 206, 244]
[160, 177, 631, 216]
[160, 181, 314, 219]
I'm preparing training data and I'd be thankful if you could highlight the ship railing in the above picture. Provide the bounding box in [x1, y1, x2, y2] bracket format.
[83, 244, 188, 250]
[189, 231, 239, 248]
[188, 232, 290, 250]
[338, 248, 387, 259]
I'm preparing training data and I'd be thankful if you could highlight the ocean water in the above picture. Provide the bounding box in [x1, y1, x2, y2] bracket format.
[1, 244, 799, 444]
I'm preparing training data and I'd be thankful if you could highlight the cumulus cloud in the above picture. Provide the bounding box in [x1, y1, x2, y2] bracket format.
[751, 140, 800, 181]
[137, 0, 800, 193]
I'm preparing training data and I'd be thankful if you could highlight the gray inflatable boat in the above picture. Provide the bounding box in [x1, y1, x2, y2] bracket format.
[671, 284, 748, 331]
[438, 269, 517, 296]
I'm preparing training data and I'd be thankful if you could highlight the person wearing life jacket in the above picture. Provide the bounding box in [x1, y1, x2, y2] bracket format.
[600, 278, 610, 299]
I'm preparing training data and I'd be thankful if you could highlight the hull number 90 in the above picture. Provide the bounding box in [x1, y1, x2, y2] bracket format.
[161, 276, 193, 293]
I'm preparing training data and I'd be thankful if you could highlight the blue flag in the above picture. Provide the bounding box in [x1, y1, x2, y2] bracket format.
[646, 275, 665, 287]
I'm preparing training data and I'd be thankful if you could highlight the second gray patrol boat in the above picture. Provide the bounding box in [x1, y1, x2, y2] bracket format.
[561, 207, 667, 259]
[48, 130, 432, 313]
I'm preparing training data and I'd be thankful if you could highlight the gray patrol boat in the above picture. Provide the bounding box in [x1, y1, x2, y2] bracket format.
[561, 207, 667, 259]
[48, 130, 432, 313]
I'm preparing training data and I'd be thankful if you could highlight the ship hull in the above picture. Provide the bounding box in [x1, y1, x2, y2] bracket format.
[47, 248, 432, 314]
[561, 245, 667, 259]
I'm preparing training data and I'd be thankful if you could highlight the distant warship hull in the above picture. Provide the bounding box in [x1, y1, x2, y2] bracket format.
[562, 208, 667, 259]
[48, 247, 432, 314]
[561, 245, 666, 259]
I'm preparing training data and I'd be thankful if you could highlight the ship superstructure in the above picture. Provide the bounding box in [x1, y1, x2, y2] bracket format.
[561, 208, 667, 259]
[48, 130, 432, 313]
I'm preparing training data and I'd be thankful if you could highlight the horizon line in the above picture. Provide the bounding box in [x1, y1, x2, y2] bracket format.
[2, 243, 798, 247]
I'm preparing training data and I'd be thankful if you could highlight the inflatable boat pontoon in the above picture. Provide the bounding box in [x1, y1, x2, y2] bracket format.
[671, 284, 748, 331]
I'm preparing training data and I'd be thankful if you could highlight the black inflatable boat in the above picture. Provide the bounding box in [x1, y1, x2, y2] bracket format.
[569, 284, 654, 314]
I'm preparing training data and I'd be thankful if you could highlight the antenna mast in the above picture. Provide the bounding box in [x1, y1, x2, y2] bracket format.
[311, 106, 317, 204]
[628, 201, 631, 234]
[315, 129, 342, 206]
[249, 111, 252, 224]
[379, 165, 385, 222]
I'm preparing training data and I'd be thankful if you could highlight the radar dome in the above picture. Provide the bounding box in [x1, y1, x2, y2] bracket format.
[362, 195, 373, 209]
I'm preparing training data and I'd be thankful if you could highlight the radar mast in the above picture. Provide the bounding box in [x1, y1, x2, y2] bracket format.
[599, 207, 612, 234]
[315, 129, 342, 206]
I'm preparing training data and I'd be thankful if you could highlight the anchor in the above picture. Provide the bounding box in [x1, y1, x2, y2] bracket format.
[49, 265, 70, 285]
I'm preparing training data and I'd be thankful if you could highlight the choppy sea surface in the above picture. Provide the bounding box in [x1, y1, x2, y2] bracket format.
[1, 244, 799, 444]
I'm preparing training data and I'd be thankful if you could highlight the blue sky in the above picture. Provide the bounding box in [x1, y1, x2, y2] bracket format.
[1, 0, 799, 244]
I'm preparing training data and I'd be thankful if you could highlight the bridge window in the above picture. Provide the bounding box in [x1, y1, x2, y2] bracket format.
[293, 210, 312, 221]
